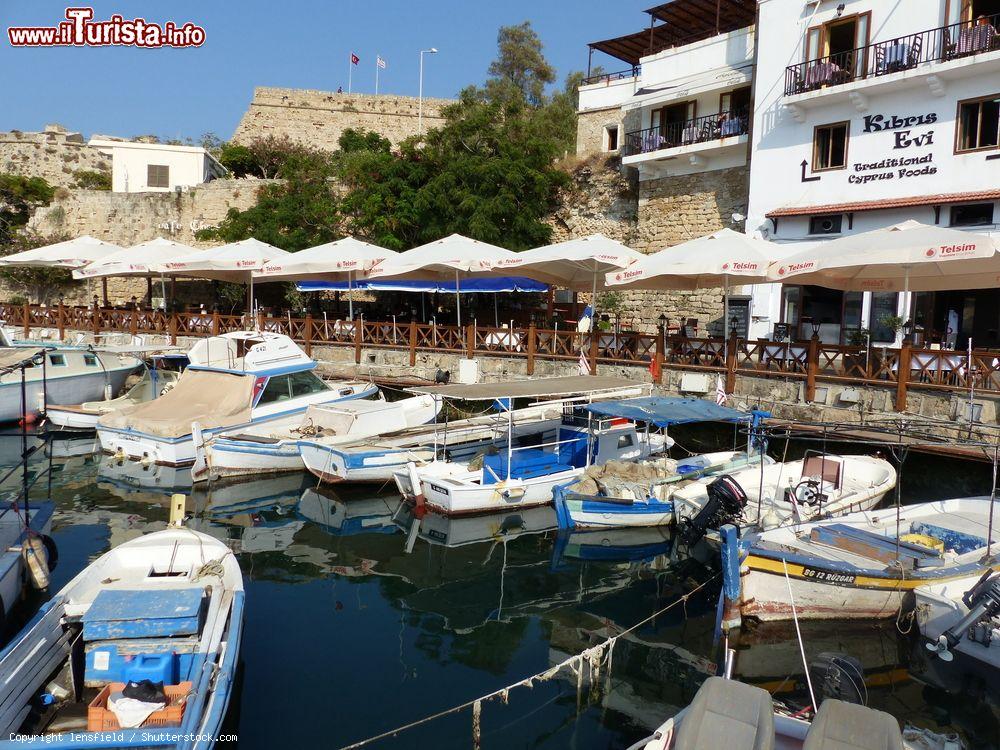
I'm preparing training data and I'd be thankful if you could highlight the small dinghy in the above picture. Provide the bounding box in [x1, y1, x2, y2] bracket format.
[0, 526, 243, 747]
[917, 569, 1000, 670]
[740, 496, 1000, 622]
[635, 675, 957, 750]
[672, 453, 896, 540]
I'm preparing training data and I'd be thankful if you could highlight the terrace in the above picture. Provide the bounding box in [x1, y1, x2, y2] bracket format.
[10, 302, 1000, 414]
[784, 12, 1000, 100]
[622, 107, 749, 161]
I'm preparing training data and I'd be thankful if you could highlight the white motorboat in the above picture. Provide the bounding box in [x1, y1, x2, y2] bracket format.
[0, 526, 243, 747]
[671, 453, 896, 538]
[393, 377, 665, 517]
[46, 353, 188, 431]
[298, 404, 564, 484]
[195, 393, 440, 482]
[917, 569, 1000, 670]
[740, 496, 1000, 622]
[96, 331, 376, 467]
[0, 347, 138, 424]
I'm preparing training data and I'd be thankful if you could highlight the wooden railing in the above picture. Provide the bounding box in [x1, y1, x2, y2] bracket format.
[3, 303, 999, 412]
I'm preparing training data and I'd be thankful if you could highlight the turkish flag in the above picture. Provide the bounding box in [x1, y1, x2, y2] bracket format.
[350, 53, 360, 65]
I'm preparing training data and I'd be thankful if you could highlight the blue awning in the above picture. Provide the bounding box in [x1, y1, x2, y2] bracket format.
[584, 396, 749, 427]
[296, 277, 547, 294]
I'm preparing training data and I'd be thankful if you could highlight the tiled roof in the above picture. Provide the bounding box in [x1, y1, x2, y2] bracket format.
[765, 189, 1000, 218]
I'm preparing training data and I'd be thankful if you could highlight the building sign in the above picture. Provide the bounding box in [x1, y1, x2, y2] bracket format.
[848, 111, 939, 185]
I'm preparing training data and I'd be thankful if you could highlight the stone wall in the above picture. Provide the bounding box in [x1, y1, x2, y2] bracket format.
[549, 159, 749, 335]
[575, 108, 624, 156]
[232, 87, 453, 150]
[0, 124, 110, 188]
[13, 178, 273, 305]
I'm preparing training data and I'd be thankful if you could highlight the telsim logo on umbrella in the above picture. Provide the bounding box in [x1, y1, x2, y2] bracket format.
[926, 243, 979, 258]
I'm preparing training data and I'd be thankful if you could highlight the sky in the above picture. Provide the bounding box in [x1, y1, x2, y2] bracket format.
[1, 0, 647, 142]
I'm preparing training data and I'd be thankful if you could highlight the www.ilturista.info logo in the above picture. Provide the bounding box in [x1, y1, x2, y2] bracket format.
[7, 8, 205, 48]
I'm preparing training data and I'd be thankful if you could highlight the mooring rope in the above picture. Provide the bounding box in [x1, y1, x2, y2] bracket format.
[336, 572, 721, 749]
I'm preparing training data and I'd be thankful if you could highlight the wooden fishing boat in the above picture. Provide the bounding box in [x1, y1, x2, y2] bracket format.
[197, 393, 439, 482]
[0, 526, 243, 747]
[740, 496, 1000, 622]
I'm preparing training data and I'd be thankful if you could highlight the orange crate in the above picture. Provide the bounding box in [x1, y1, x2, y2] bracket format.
[87, 681, 192, 731]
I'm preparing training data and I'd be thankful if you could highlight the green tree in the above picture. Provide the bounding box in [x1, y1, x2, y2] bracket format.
[486, 22, 556, 107]
[197, 150, 343, 251]
[0, 174, 55, 245]
[71, 169, 111, 191]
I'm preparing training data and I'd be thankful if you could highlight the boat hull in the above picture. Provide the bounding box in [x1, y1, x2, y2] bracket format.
[11, 366, 133, 424]
[554, 490, 675, 531]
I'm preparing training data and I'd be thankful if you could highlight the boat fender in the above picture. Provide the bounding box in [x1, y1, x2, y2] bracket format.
[406, 462, 426, 517]
[104, 383, 113, 401]
[22, 536, 49, 590]
[159, 382, 175, 396]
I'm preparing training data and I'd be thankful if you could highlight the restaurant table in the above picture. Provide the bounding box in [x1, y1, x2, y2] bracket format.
[482, 331, 524, 351]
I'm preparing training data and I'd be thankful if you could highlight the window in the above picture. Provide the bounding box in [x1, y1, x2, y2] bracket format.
[48, 354, 66, 367]
[616, 433, 635, 449]
[257, 370, 329, 405]
[808, 215, 843, 235]
[604, 125, 619, 152]
[950, 203, 996, 226]
[813, 122, 849, 170]
[288, 370, 329, 398]
[956, 95, 1000, 153]
[147, 164, 169, 188]
[83, 354, 98, 367]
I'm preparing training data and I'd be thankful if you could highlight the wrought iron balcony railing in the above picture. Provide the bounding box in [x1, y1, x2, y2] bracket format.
[784, 13, 1000, 97]
[622, 108, 749, 157]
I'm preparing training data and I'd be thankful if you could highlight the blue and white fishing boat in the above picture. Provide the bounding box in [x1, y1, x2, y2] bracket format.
[393, 376, 666, 517]
[195, 393, 439, 482]
[0, 525, 243, 747]
[96, 331, 375, 467]
[553, 397, 770, 532]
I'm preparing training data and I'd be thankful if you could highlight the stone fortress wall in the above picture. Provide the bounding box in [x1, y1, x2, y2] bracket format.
[231, 87, 454, 150]
[0, 124, 110, 189]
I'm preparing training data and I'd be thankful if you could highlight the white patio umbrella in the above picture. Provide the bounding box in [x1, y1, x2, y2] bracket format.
[0, 235, 123, 268]
[253, 237, 395, 320]
[365, 234, 519, 330]
[73, 237, 200, 311]
[767, 221, 999, 292]
[605, 228, 774, 337]
[150, 238, 289, 313]
[489, 234, 642, 331]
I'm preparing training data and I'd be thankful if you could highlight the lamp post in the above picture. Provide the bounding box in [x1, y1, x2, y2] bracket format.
[418, 48, 438, 134]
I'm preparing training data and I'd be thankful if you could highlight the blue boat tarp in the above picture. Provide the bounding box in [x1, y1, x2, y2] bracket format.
[296, 277, 547, 294]
[584, 396, 748, 427]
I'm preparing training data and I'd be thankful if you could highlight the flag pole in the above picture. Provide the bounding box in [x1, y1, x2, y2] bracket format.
[375, 55, 380, 95]
[348, 53, 353, 94]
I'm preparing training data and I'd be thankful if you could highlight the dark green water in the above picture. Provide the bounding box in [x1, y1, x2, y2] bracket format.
[5, 424, 1000, 749]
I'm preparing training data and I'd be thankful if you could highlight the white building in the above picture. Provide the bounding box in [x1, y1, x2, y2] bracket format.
[578, 1, 756, 180]
[746, 0, 1000, 347]
[88, 139, 227, 194]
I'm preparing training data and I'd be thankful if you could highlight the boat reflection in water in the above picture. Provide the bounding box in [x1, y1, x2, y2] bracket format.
[297, 485, 401, 537]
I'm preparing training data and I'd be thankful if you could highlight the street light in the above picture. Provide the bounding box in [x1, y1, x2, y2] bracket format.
[418, 48, 438, 134]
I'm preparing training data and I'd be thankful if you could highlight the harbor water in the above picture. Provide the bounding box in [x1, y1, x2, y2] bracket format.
[8, 424, 1000, 749]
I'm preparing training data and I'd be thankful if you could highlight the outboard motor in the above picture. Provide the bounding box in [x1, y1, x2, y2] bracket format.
[927, 571, 1000, 661]
[680, 475, 748, 545]
[808, 652, 867, 706]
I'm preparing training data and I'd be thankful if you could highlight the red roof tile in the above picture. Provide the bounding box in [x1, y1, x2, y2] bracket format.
[765, 189, 1000, 218]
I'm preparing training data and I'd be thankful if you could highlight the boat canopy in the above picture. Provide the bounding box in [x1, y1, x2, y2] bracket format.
[407, 375, 642, 401]
[98, 369, 254, 437]
[0, 348, 44, 371]
[584, 396, 748, 427]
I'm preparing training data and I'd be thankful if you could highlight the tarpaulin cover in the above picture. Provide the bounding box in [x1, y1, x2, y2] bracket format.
[295, 277, 547, 293]
[584, 396, 748, 426]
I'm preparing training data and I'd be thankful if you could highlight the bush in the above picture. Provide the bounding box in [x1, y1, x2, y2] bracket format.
[71, 169, 111, 190]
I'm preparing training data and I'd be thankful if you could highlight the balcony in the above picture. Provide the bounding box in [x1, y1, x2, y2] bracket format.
[582, 66, 640, 86]
[784, 13, 1000, 98]
[622, 108, 749, 160]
